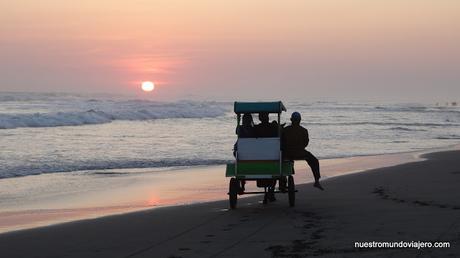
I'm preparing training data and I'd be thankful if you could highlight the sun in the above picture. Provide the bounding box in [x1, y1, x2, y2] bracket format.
[141, 81, 155, 92]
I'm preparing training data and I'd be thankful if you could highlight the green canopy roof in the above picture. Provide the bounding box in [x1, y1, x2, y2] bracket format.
[234, 101, 286, 114]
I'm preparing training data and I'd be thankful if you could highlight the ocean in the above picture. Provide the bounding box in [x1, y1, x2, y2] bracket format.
[1, 92, 459, 179]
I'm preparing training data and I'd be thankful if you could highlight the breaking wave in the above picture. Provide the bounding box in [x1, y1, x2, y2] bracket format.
[308, 121, 460, 127]
[0, 100, 230, 129]
[389, 127, 428, 132]
[435, 135, 460, 140]
[0, 158, 230, 179]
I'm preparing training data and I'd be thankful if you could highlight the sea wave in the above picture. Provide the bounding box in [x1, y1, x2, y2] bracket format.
[0, 100, 230, 129]
[375, 106, 427, 112]
[435, 135, 460, 140]
[0, 158, 230, 179]
[374, 105, 460, 114]
[389, 127, 428, 132]
[308, 121, 460, 127]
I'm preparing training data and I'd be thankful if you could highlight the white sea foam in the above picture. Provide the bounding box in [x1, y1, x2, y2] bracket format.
[0, 99, 229, 129]
[0, 158, 230, 179]
[308, 122, 460, 127]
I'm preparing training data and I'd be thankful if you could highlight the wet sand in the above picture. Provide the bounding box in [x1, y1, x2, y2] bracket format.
[0, 148, 424, 233]
[1, 149, 459, 257]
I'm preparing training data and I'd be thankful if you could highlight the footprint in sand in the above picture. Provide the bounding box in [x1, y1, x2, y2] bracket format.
[413, 200, 430, 206]
[374, 187, 460, 210]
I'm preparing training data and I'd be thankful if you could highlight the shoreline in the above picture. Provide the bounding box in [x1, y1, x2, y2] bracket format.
[4, 141, 459, 181]
[1, 143, 458, 234]
[0, 147, 459, 257]
[0, 144, 458, 234]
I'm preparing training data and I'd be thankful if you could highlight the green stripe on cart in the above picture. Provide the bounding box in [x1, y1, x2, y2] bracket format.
[225, 161, 294, 177]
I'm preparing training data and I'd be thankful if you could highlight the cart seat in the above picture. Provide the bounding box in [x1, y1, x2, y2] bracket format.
[236, 137, 280, 161]
[228, 137, 293, 178]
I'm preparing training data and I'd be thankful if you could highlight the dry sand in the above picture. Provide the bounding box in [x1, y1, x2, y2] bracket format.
[1, 150, 459, 257]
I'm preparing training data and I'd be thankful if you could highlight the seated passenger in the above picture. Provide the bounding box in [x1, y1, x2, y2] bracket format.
[233, 113, 255, 157]
[254, 112, 279, 201]
[254, 112, 278, 137]
[234, 113, 254, 193]
[236, 113, 255, 138]
[282, 112, 324, 191]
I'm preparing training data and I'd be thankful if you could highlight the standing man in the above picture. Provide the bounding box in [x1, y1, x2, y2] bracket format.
[282, 112, 324, 190]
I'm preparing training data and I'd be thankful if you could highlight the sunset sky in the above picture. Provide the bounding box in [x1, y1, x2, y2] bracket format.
[1, 0, 459, 101]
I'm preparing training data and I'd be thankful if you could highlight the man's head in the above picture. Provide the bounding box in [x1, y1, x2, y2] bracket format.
[258, 112, 269, 123]
[290, 112, 301, 125]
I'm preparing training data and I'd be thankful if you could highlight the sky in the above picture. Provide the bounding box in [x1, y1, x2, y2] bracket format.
[1, 0, 459, 101]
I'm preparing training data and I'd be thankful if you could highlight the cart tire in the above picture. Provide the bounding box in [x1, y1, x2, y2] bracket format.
[288, 175, 295, 207]
[229, 178, 238, 209]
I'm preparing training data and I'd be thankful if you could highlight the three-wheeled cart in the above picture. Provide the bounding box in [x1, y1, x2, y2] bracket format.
[226, 101, 296, 209]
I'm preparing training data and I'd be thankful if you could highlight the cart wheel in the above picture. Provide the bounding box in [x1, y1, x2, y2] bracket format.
[288, 175, 295, 207]
[229, 178, 238, 209]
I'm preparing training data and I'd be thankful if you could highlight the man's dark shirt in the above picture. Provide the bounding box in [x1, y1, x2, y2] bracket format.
[282, 124, 309, 157]
[254, 121, 278, 137]
[236, 125, 255, 138]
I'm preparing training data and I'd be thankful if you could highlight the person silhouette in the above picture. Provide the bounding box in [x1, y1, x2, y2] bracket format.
[254, 112, 278, 137]
[282, 112, 324, 190]
[233, 113, 255, 193]
[236, 113, 255, 138]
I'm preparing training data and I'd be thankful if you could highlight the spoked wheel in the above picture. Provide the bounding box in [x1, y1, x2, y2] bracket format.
[229, 178, 238, 209]
[288, 175, 295, 207]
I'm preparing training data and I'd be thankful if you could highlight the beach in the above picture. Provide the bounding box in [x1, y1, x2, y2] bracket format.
[2, 1, 460, 257]
[0, 146, 427, 233]
[1, 148, 459, 257]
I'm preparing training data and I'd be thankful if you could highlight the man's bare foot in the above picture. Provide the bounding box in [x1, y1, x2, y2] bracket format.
[314, 181, 324, 191]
